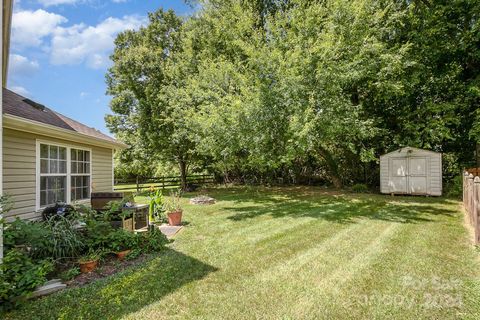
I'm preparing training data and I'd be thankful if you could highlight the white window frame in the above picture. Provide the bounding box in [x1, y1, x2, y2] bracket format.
[36, 139, 92, 211]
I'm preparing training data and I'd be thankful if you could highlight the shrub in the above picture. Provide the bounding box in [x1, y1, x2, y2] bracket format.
[352, 183, 369, 193]
[3, 218, 52, 259]
[108, 229, 140, 252]
[140, 228, 169, 253]
[59, 267, 81, 282]
[43, 216, 84, 260]
[4, 216, 84, 261]
[0, 249, 53, 311]
[82, 218, 115, 250]
[445, 175, 462, 199]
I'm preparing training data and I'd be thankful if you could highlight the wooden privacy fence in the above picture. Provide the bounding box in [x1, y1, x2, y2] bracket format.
[114, 174, 214, 192]
[463, 168, 480, 244]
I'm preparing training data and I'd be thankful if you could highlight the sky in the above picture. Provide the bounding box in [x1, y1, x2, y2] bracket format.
[8, 0, 194, 136]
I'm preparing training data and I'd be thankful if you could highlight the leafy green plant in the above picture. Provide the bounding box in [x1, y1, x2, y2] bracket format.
[103, 200, 132, 221]
[82, 218, 115, 250]
[125, 248, 142, 260]
[164, 190, 182, 213]
[0, 194, 14, 215]
[148, 188, 165, 223]
[108, 229, 140, 252]
[4, 215, 84, 262]
[43, 216, 84, 260]
[78, 249, 104, 263]
[0, 249, 53, 311]
[59, 267, 81, 282]
[3, 218, 52, 259]
[352, 183, 369, 193]
[140, 228, 169, 253]
[445, 175, 462, 199]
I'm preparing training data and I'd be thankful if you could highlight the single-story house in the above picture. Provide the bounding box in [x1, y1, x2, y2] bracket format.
[2, 88, 127, 220]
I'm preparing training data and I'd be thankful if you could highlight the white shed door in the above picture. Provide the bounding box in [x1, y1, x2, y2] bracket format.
[408, 157, 427, 194]
[390, 158, 407, 193]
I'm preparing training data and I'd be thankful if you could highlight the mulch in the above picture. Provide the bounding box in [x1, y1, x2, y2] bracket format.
[65, 254, 153, 288]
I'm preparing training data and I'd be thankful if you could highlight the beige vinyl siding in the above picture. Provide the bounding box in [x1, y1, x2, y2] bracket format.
[3, 128, 114, 220]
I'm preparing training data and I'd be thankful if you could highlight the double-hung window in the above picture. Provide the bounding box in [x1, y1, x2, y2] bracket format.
[71, 149, 91, 202]
[39, 144, 67, 207]
[37, 141, 91, 209]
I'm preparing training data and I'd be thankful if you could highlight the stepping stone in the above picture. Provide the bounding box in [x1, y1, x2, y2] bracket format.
[31, 279, 66, 298]
[159, 224, 183, 238]
[190, 196, 216, 205]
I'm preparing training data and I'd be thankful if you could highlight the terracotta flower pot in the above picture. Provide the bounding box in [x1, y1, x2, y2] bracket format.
[167, 210, 183, 226]
[115, 249, 131, 261]
[79, 260, 98, 273]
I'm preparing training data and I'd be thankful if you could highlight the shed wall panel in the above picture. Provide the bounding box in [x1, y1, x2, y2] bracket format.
[380, 147, 442, 196]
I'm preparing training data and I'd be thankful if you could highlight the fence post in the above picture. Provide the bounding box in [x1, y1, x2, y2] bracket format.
[468, 174, 475, 225]
[474, 176, 480, 244]
[136, 176, 140, 193]
[464, 171, 469, 209]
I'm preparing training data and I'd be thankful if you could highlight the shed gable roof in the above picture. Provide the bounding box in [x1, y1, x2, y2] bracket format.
[3, 88, 121, 146]
[380, 146, 441, 158]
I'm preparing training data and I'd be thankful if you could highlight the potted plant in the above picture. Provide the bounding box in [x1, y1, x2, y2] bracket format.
[78, 249, 102, 273]
[108, 229, 138, 261]
[165, 190, 183, 226]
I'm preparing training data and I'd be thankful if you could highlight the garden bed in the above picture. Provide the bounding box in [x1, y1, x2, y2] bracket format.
[63, 253, 153, 288]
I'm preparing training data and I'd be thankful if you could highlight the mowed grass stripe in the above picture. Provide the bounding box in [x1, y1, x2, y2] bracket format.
[6, 187, 480, 320]
[292, 222, 402, 318]
[190, 221, 399, 319]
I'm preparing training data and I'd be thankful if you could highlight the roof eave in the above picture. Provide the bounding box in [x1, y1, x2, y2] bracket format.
[3, 114, 128, 149]
[3, 0, 14, 87]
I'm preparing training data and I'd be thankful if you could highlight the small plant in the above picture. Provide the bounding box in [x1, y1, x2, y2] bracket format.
[125, 248, 142, 260]
[164, 190, 183, 226]
[103, 200, 132, 221]
[148, 188, 165, 223]
[4, 215, 83, 261]
[445, 175, 462, 199]
[78, 249, 103, 273]
[59, 267, 81, 282]
[82, 218, 114, 250]
[352, 183, 369, 193]
[3, 218, 52, 259]
[140, 228, 169, 253]
[78, 249, 103, 263]
[164, 190, 182, 213]
[43, 215, 84, 260]
[0, 249, 53, 311]
[108, 229, 139, 252]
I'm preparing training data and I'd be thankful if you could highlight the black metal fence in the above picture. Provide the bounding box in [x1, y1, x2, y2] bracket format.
[114, 174, 214, 192]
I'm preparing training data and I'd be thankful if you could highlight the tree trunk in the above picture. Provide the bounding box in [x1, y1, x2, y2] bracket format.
[477, 142, 480, 168]
[318, 146, 343, 189]
[179, 159, 187, 191]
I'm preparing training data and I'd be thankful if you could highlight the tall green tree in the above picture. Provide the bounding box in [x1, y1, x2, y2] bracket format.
[107, 0, 480, 187]
[106, 9, 197, 189]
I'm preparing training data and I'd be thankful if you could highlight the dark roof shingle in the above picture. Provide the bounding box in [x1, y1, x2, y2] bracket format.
[3, 88, 120, 145]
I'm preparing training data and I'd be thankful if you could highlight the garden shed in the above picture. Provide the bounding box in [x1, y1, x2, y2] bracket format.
[380, 147, 442, 196]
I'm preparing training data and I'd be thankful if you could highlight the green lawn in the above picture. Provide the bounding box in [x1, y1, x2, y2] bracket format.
[5, 187, 480, 319]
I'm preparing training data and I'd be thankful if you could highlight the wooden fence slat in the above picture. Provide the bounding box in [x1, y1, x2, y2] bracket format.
[463, 171, 480, 244]
[114, 174, 214, 192]
[474, 176, 480, 243]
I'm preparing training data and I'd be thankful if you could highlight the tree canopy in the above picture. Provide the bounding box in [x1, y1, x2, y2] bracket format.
[106, 0, 480, 188]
